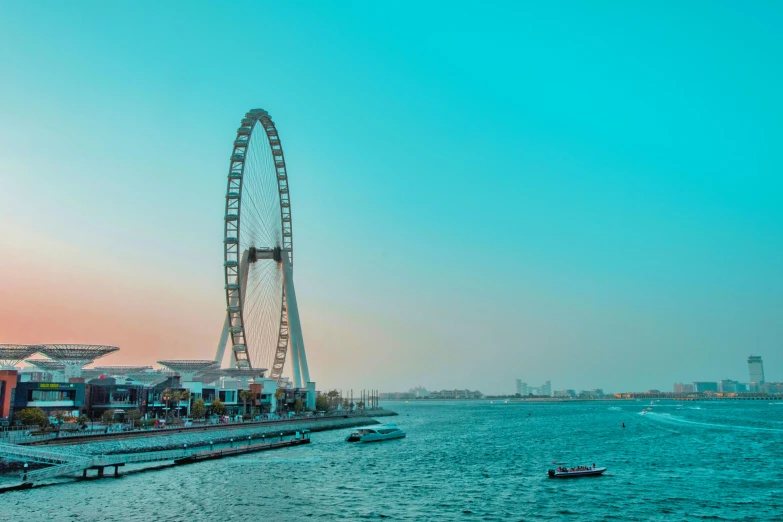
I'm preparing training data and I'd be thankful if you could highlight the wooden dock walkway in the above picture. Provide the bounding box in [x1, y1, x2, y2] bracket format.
[174, 433, 310, 465]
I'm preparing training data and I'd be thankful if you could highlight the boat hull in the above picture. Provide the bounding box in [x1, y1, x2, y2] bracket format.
[548, 468, 606, 478]
[345, 424, 406, 443]
[346, 432, 406, 443]
[358, 432, 406, 443]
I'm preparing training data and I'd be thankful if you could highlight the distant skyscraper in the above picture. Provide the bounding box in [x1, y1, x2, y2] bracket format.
[748, 356, 765, 386]
[540, 380, 552, 397]
[515, 379, 528, 396]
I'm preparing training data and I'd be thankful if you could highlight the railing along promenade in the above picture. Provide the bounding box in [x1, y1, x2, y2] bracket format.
[4, 408, 394, 446]
[8, 431, 312, 484]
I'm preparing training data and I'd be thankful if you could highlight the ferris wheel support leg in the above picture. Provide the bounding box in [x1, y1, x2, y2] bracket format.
[214, 313, 230, 367]
[230, 250, 252, 369]
[282, 251, 310, 388]
[290, 339, 302, 389]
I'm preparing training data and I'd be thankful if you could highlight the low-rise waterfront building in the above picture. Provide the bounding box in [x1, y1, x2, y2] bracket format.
[85, 378, 146, 416]
[579, 388, 604, 398]
[12, 381, 86, 416]
[694, 382, 719, 393]
[673, 383, 695, 393]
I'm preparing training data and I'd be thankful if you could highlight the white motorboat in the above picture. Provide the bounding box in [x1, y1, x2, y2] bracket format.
[548, 466, 607, 478]
[345, 424, 406, 443]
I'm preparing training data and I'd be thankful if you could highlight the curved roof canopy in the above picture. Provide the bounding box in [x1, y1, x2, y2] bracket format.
[25, 359, 66, 370]
[38, 345, 119, 362]
[0, 345, 40, 368]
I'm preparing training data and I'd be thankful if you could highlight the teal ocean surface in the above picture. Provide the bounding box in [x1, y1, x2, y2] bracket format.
[3, 400, 782, 521]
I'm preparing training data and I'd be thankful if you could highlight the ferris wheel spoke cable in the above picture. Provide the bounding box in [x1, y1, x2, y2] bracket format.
[243, 156, 276, 245]
[246, 132, 280, 245]
[244, 263, 280, 367]
[240, 184, 273, 248]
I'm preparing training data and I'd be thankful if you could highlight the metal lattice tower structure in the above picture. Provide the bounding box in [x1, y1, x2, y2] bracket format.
[157, 360, 219, 382]
[0, 345, 40, 369]
[37, 345, 119, 379]
[215, 108, 311, 388]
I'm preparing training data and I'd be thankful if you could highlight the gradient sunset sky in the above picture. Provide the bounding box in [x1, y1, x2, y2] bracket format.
[1, 2, 780, 394]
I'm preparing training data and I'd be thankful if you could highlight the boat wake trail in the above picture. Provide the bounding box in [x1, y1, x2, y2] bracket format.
[640, 412, 783, 433]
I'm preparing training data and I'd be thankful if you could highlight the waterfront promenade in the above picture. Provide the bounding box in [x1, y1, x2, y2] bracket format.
[0, 409, 397, 486]
[17, 409, 396, 448]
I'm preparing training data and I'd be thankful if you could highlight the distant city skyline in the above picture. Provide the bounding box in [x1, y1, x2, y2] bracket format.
[1, 3, 781, 395]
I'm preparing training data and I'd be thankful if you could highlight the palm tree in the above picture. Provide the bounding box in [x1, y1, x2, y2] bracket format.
[180, 389, 191, 417]
[274, 388, 285, 413]
[161, 388, 173, 419]
[170, 390, 182, 418]
[239, 390, 254, 417]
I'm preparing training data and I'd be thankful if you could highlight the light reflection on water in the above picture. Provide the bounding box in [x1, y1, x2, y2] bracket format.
[3, 400, 782, 521]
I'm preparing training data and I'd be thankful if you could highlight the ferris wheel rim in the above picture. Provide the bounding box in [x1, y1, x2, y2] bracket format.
[223, 108, 292, 380]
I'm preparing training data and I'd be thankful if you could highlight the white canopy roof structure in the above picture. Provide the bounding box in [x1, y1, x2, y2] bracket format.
[158, 360, 219, 382]
[37, 345, 120, 379]
[0, 345, 40, 369]
[126, 371, 170, 386]
[25, 359, 66, 371]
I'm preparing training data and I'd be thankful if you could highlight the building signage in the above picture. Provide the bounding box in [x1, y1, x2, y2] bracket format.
[39, 383, 75, 389]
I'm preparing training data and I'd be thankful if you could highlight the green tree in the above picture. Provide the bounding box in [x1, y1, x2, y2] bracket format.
[326, 390, 340, 409]
[77, 415, 89, 430]
[293, 398, 304, 412]
[14, 407, 48, 427]
[211, 398, 226, 416]
[52, 410, 67, 436]
[357, 401, 365, 409]
[239, 390, 254, 415]
[191, 398, 206, 420]
[315, 395, 329, 412]
[274, 388, 285, 412]
[127, 409, 142, 427]
[101, 410, 115, 425]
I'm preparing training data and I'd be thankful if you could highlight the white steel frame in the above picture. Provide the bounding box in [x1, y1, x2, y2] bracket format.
[215, 108, 310, 387]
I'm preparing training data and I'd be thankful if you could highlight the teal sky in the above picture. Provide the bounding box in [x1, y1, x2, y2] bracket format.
[1, 2, 780, 394]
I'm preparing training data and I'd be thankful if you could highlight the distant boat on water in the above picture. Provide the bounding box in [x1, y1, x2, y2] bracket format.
[548, 466, 607, 478]
[346, 424, 406, 443]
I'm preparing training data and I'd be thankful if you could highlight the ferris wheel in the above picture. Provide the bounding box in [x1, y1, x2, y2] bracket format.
[215, 108, 310, 387]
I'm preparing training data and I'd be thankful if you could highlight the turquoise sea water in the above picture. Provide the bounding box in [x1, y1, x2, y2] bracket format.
[3, 400, 782, 521]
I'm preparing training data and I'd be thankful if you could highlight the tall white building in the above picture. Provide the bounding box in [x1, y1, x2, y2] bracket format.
[515, 379, 528, 396]
[748, 356, 765, 386]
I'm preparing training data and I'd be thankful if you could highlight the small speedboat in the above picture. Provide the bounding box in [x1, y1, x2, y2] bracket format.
[345, 424, 406, 443]
[548, 466, 606, 478]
